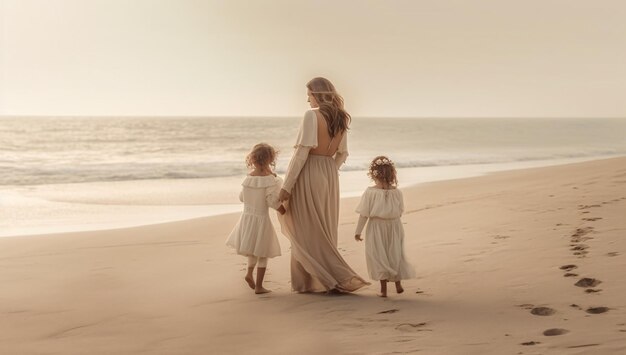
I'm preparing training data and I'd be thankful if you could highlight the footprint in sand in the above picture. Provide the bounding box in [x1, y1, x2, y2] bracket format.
[578, 204, 601, 210]
[571, 236, 593, 244]
[575, 278, 602, 288]
[493, 235, 510, 240]
[585, 289, 602, 294]
[378, 309, 400, 314]
[395, 322, 430, 332]
[570, 245, 588, 251]
[516, 304, 534, 310]
[571, 227, 594, 239]
[521, 341, 541, 346]
[543, 328, 569, 336]
[567, 344, 600, 349]
[530, 307, 555, 316]
[560, 264, 577, 271]
[582, 217, 602, 221]
[606, 252, 620, 257]
[564, 273, 579, 277]
[586, 307, 609, 314]
[570, 304, 582, 310]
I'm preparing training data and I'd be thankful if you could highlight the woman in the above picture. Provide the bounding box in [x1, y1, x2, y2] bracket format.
[278, 77, 369, 293]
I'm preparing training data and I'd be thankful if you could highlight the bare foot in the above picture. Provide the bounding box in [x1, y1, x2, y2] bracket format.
[255, 287, 271, 294]
[395, 282, 404, 294]
[245, 275, 255, 289]
[379, 280, 388, 298]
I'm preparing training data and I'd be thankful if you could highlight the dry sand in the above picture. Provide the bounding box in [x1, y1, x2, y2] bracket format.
[1, 157, 625, 354]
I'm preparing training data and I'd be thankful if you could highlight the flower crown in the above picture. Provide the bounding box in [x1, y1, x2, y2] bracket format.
[370, 157, 394, 176]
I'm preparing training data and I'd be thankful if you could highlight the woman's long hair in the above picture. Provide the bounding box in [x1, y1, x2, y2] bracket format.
[306, 77, 351, 138]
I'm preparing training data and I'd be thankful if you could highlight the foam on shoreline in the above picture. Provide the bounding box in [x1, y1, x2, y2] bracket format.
[1, 155, 620, 237]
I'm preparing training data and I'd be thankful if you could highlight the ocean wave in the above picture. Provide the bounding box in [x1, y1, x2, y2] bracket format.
[2, 116, 626, 186]
[3, 151, 624, 186]
[339, 149, 625, 171]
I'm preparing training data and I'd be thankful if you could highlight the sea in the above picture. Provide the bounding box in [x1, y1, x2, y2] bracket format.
[1, 116, 625, 236]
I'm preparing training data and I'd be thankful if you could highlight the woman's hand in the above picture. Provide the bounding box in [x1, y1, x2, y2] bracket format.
[355, 234, 363, 242]
[278, 189, 291, 202]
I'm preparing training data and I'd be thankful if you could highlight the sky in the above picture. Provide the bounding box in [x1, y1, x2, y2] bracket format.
[1, 0, 625, 118]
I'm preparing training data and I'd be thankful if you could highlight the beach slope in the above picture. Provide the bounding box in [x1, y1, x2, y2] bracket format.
[1, 157, 625, 354]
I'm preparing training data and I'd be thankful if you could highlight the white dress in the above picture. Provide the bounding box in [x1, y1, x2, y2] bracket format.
[226, 175, 283, 258]
[355, 187, 416, 281]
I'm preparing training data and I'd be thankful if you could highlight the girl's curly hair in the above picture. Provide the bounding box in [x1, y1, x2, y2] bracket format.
[246, 143, 277, 170]
[367, 155, 398, 187]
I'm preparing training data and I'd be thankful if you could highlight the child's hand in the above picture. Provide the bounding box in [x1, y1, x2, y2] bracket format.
[277, 205, 287, 215]
[278, 189, 291, 202]
[355, 234, 363, 241]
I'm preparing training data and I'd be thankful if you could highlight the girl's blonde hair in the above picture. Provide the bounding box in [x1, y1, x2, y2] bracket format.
[367, 155, 398, 187]
[306, 77, 351, 138]
[246, 143, 277, 170]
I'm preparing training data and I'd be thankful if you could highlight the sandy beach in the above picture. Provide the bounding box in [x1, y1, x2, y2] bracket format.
[1, 156, 625, 354]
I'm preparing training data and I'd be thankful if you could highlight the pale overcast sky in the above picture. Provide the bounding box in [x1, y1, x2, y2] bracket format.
[1, 0, 625, 117]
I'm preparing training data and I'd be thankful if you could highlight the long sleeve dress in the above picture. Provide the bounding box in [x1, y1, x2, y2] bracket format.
[226, 175, 283, 258]
[278, 110, 369, 292]
[355, 187, 415, 281]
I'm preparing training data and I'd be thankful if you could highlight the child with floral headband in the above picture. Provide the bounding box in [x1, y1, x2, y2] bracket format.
[354, 156, 415, 297]
[226, 143, 286, 294]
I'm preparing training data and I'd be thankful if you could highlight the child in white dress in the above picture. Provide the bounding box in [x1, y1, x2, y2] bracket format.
[354, 156, 415, 297]
[226, 143, 286, 294]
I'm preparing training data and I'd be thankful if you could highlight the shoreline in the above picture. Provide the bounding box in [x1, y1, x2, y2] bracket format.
[2, 154, 623, 238]
[1, 156, 624, 353]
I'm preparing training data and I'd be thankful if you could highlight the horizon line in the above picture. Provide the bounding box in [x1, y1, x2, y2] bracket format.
[1, 114, 625, 120]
